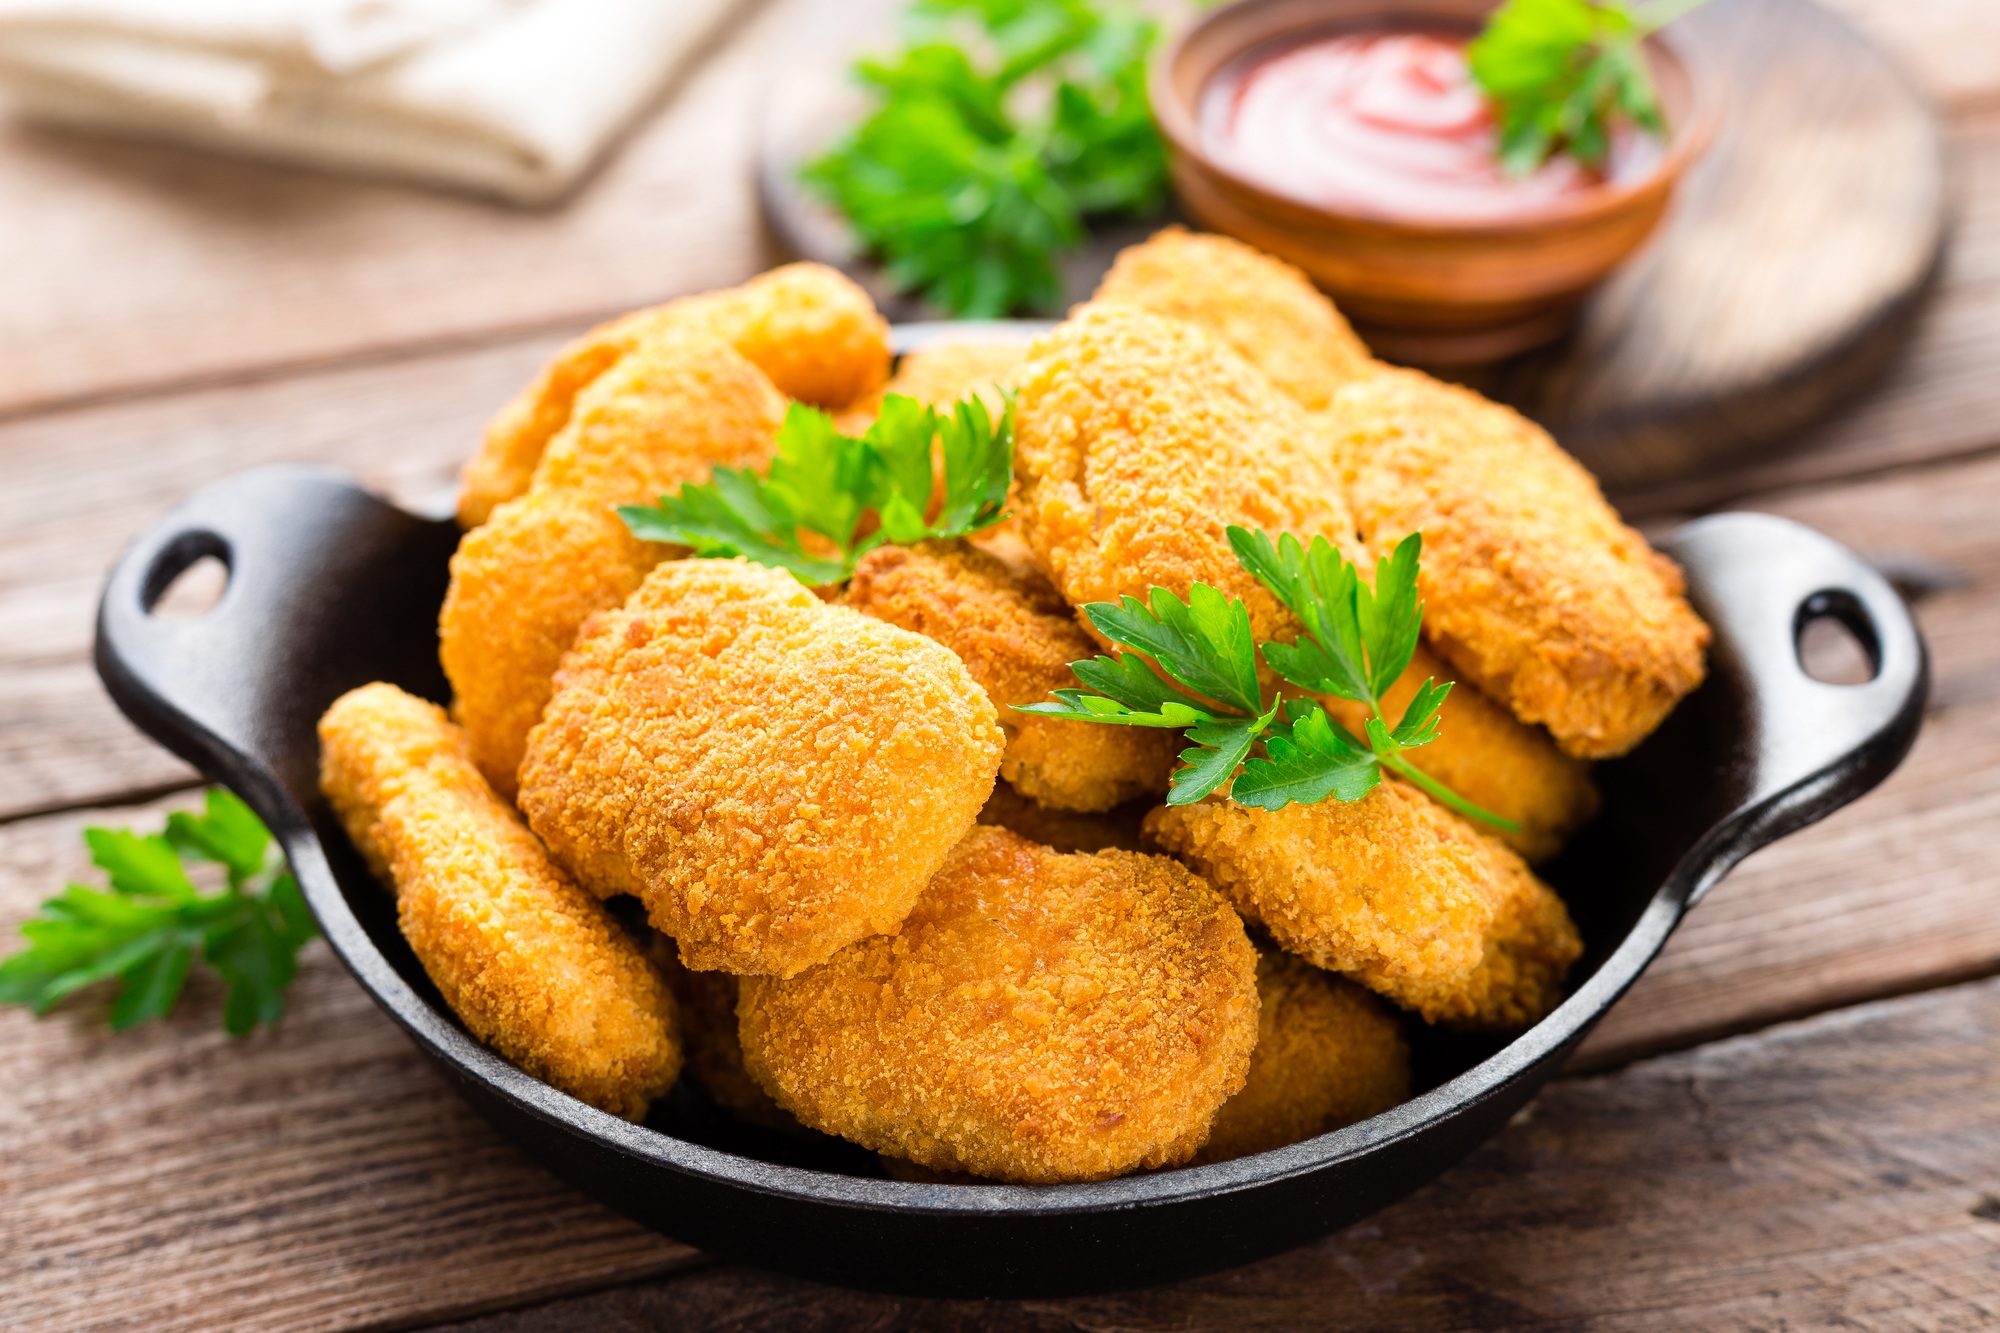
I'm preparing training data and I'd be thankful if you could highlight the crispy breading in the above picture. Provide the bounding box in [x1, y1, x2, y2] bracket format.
[1193, 952, 1410, 1164]
[1322, 645, 1598, 864]
[1011, 302, 1361, 645]
[885, 340, 1027, 414]
[976, 779, 1148, 854]
[738, 826, 1260, 1183]
[460, 263, 890, 526]
[1145, 779, 1581, 1030]
[845, 540, 1176, 812]
[317, 683, 681, 1121]
[1093, 227, 1374, 412]
[648, 939, 799, 1133]
[518, 558, 1005, 978]
[1325, 367, 1710, 758]
[439, 332, 787, 795]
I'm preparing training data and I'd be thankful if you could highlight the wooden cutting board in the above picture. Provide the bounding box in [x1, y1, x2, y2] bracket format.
[759, 0, 1949, 494]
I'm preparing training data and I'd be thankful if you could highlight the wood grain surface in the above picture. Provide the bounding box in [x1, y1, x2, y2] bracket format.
[434, 975, 2000, 1331]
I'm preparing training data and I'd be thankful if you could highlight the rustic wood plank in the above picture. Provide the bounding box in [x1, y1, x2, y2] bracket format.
[1822, 0, 2000, 113]
[425, 975, 2000, 1331]
[0, 0, 819, 418]
[0, 796, 695, 1333]
[0, 334, 561, 819]
[1615, 109, 2000, 517]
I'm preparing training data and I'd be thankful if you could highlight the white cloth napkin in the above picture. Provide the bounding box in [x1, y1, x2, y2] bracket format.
[0, 0, 747, 203]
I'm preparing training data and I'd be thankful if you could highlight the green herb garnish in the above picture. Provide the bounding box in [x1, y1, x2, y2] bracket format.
[1018, 528, 1517, 827]
[802, 0, 1168, 317]
[619, 391, 1013, 586]
[1468, 0, 1708, 176]
[0, 788, 317, 1034]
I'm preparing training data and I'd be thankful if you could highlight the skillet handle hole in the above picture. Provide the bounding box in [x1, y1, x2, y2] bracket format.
[142, 532, 232, 622]
[1796, 590, 1880, 686]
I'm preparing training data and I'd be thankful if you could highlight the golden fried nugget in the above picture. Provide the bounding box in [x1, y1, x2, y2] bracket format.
[460, 263, 889, 526]
[885, 340, 1027, 414]
[1012, 303, 1360, 645]
[1146, 780, 1581, 1030]
[649, 940, 799, 1133]
[1326, 368, 1710, 759]
[1194, 953, 1410, 1164]
[1322, 645, 1598, 864]
[1093, 227, 1374, 411]
[519, 558, 1005, 978]
[738, 826, 1260, 1183]
[976, 779, 1148, 854]
[439, 333, 787, 795]
[845, 540, 1176, 812]
[318, 683, 681, 1121]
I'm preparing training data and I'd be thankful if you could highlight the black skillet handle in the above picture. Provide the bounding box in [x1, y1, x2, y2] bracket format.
[1660, 511, 1930, 907]
[95, 465, 460, 816]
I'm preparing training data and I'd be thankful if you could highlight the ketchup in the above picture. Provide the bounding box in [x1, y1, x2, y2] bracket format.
[1199, 30, 1662, 224]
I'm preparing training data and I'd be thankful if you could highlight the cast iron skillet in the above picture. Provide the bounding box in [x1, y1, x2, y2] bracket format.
[94, 365, 1926, 1298]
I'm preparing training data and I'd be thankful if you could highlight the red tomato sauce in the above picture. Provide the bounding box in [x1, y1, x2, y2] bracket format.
[1199, 30, 1662, 224]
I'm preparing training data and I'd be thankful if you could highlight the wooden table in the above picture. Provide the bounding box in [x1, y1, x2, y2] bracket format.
[4, 0, 1999, 1327]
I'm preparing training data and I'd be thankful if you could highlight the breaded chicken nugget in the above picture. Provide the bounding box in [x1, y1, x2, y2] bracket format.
[439, 332, 787, 795]
[1012, 303, 1359, 645]
[1093, 227, 1374, 412]
[738, 826, 1260, 1183]
[519, 558, 1005, 978]
[1193, 952, 1409, 1164]
[1322, 645, 1598, 864]
[648, 940, 799, 1133]
[1146, 780, 1581, 1030]
[460, 263, 890, 526]
[318, 683, 681, 1120]
[1326, 368, 1710, 759]
[887, 340, 1028, 414]
[976, 779, 1148, 854]
[845, 540, 1176, 812]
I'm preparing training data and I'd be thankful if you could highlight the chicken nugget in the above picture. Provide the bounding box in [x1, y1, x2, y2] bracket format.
[1322, 645, 1598, 864]
[1194, 952, 1409, 1163]
[318, 683, 681, 1121]
[519, 558, 1004, 978]
[1012, 303, 1360, 645]
[439, 332, 787, 795]
[1093, 227, 1374, 412]
[648, 940, 799, 1133]
[845, 540, 1176, 812]
[1327, 368, 1709, 759]
[1146, 780, 1580, 1030]
[738, 826, 1260, 1183]
[460, 263, 890, 526]
[976, 779, 1148, 854]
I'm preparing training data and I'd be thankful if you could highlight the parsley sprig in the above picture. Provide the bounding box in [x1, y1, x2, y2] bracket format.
[1018, 529, 1517, 827]
[1468, 0, 1709, 176]
[0, 789, 317, 1034]
[619, 392, 1013, 587]
[803, 0, 1168, 316]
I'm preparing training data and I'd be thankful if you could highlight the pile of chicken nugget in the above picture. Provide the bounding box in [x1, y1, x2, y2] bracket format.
[317, 228, 1712, 1185]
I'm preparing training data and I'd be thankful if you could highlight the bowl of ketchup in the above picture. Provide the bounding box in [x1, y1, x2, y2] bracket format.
[1153, 0, 1718, 363]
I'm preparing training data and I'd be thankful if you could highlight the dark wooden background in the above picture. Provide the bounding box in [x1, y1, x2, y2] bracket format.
[3, 0, 2000, 1327]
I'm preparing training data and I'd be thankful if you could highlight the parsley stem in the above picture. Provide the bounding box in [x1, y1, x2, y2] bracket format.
[1377, 748, 1521, 834]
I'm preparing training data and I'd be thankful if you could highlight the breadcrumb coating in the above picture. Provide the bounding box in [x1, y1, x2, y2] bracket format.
[1012, 303, 1360, 645]
[1325, 367, 1710, 759]
[648, 939, 799, 1133]
[1093, 227, 1374, 412]
[460, 263, 889, 526]
[518, 558, 1004, 978]
[317, 683, 681, 1121]
[738, 826, 1260, 1183]
[976, 779, 1148, 854]
[885, 340, 1027, 415]
[1193, 952, 1410, 1163]
[439, 333, 787, 795]
[845, 540, 1175, 812]
[1323, 645, 1598, 864]
[1145, 779, 1581, 1030]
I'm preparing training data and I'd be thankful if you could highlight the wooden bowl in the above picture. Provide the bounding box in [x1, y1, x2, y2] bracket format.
[1152, 0, 1721, 363]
